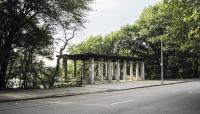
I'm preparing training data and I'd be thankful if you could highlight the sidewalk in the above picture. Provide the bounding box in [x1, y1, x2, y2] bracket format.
[0, 79, 194, 102]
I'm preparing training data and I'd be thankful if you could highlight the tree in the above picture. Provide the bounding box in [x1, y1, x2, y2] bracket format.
[68, 35, 104, 54]
[164, 0, 200, 52]
[0, 0, 93, 88]
[5, 22, 54, 88]
[50, 26, 78, 87]
[68, 0, 200, 80]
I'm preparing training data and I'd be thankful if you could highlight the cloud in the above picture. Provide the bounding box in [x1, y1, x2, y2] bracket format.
[84, 0, 162, 37]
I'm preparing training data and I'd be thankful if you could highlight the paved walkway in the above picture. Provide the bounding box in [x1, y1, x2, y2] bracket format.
[0, 79, 194, 102]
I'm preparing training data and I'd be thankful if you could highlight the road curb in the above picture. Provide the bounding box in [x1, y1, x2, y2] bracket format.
[0, 80, 192, 103]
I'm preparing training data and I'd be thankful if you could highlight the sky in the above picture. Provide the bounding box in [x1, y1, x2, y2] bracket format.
[46, 0, 161, 66]
[72, 0, 162, 44]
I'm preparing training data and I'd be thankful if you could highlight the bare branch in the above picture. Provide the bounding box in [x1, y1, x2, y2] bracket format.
[55, 38, 66, 44]
[54, 42, 60, 47]
[53, 49, 60, 54]
[59, 26, 77, 55]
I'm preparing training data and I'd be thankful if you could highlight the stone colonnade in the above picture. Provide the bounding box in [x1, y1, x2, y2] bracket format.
[61, 54, 145, 84]
[88, 59, 145, 84]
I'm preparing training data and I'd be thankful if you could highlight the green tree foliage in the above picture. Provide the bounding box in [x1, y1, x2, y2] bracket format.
[0, 0, 93, 88]
[69, 1, 199, 80]
[69, 35, 104, 54]
[6, 24, 54, 88]
[164, 0, 200, 52]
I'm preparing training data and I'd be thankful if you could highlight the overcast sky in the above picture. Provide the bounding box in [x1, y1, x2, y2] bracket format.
[47, 0, 161, 66]
[72, 0, 161, 44]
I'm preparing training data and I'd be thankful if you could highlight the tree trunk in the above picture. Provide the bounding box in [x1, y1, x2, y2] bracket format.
[22, 50, 28, 88]
[5, 51, 16, 86]
[164, 54, 168, 79]
[23, 47, 34, 88]
[194, 57, 198, 78]
[49, 57, 61, 88]
[0, 39, 13, 89]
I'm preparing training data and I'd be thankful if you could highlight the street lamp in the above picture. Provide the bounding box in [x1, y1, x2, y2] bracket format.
[161, 37, 164, 84]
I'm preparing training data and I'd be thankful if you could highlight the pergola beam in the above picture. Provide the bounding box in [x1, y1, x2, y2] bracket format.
[59, 53, 144, 62]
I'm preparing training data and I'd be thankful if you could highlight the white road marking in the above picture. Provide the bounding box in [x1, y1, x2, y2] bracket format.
[50, 101, 73, 105]
[50, 101, 108, 107]
[50, 99, 136, 107]
[110, 100, 135, 106]
[83, 103, 109, 107]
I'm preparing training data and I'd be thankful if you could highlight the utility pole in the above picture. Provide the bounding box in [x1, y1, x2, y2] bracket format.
[161, 37, 164, 84]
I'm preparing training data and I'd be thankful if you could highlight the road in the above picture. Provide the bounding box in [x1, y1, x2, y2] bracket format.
[0, 81, 200, 114]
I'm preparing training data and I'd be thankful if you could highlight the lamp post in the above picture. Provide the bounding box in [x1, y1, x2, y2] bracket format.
[161, 37, 164, 84]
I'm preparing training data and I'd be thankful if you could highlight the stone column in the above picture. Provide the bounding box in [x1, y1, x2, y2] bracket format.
[111, 62, 114, 78]
[63, 58, 68, 82]
[108, 60, 112, 82]
[105, 61, 108, 79]
[90, 58, 95, 84]
[130, 61, 133, 81]
[82, 61, 86, 79]
[116, 60, 120, 81]
[136, 62, 140, 80]
[74, 60, 77, 77]
[98, 61, 100, 79]
[100, 59, 104, 81]
[113, 62, 116, 80]
[123, 60, 127, 81]
[141, 62, 145, 80]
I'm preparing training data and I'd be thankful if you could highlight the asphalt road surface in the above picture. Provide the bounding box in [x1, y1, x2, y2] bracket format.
[0, 81, 200, 114]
